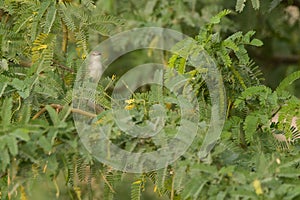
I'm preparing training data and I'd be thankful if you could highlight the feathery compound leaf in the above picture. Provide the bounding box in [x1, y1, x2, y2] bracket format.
[276, 70, 300, 94]
[222, 39, 239, 52]
[6, 136, 18, 156]
[45, 105, 60, 126]
[251, 0, 260, 10]
[243, 114, 258, 143]
[210, 9, 231, 24]
[31, 1, 51, 41]
[62, 89, 73, 105]
[250, 38, 263, 46]
[234, 85, 272, 108]
[235, 45, 250, 65]
[43, 4, 57, 34]
[0, 148, 10, 172]
[243, 30, 256, 43]
[59, 5, 76, 31]
[91, 14, 125, 26]
[103, 171, 122, 199]
[75, 29, 88, 57]
[226, 31, 243, 41]
[182, 178, 207, 199]
[236, 0, 246, 12]
[10, 128, 30, 142]
[32, 33, 52, 62]
[131, 178, 142, 200]
[0, 75, 9, 98]
[236, 0, 260, 12]
[219, 45, 232, 67]
[82, 0, 96, 10]
[1, 97, 13, 127]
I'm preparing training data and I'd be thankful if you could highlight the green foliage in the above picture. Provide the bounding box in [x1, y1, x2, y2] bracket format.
[276, 70, 300, 95]
[0, 0, 122, 199]
[169, 9, 264, 104]
[0, 0, 300, 200]
[236, 0, 260, 12]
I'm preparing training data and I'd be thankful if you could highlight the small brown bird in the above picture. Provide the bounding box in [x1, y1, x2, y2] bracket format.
[85, 51, 104, 114]
[88, 51, 103, 82]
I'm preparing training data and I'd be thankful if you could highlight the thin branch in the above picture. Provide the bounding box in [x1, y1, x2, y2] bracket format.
[61, 18, 68, 54]
[272, 54, 300, 64]
[71, 108, 97, 118]
[17, 59, 74, 73]
[19, 60, 32, 68]
[32, 107, 47, 120]
[170, 170, 175, 200]
[100, 171, 116, 193]
[252, 52, 300, 66]
[0, 9, 4, 21]
[52, 60, 74, 73]
[32, 104, 97, 120]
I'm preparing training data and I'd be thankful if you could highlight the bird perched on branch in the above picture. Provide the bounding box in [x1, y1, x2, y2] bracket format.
[81, 50, 104, 114]
[88, 51, 103, 82]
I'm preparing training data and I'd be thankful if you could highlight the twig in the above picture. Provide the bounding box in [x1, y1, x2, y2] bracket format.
[61, 19, 68, 54]
[32, 107, 47, 120]
[100, 171, 116, 193]
[170, 170, 175, 200]
[71, 108, 97, 118]
[272, 54, 300, 64]
[32, 104, 97, 120]
[17, 59, 74, 73]
[252, 52, 300, 65]
[52, 60, 74, 73]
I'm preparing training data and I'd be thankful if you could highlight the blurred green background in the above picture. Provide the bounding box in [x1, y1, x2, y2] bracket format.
[95, 0, 300, 97]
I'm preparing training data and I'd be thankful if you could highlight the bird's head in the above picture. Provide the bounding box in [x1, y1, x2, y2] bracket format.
[91, 51, 102, 57]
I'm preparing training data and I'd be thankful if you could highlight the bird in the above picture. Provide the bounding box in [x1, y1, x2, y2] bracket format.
[88, 51, 103, 82]
[81, 51, 104, 114]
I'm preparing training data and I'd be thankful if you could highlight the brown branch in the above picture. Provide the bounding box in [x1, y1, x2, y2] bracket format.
[16, 59, 74, 73]
[32, 104, 64, 120]
[252, 52, 300, 66]
[19, 60, 32, 68]
[32, 104, 98, 120]
[272, 54, 300, 64]
[61, 19, 68, 54]
[32, 107, 47, 120]
[52, 60, 74, 73]
[100, 172, 116, 193]
[71, 108, 97, 118]
[0, 9, 4, 21]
